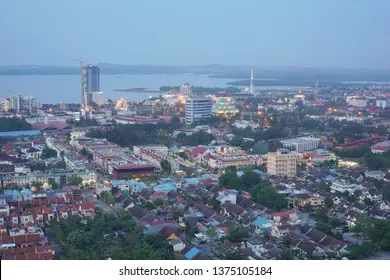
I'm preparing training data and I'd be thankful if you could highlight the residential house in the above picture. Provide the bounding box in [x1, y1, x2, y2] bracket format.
[293, 240, 327, 258]
[169, 238, 186, 252]
[251, 217, 273, 234]
[271, 211, 298, 223]
[223, 202, 246, 219]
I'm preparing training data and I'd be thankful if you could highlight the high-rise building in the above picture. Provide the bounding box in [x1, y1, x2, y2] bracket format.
[88, 91, 105, 106]
[80, 59, 100, 108]
[267, 149, 297, 177]
[0, 99, 11, 112]
[21, 96, 37, 113]
[86, 65, 100, 93]
[180, 82, 192, 95]
[185, 97, 212, 125]
[10, 95, 22, 112]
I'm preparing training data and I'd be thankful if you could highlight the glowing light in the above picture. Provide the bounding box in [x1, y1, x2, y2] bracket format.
[115, 98, 128, 111]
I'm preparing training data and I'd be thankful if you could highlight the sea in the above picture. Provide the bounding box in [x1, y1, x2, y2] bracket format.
[0, 73, 316, 104]
[0, 74, 236, 104]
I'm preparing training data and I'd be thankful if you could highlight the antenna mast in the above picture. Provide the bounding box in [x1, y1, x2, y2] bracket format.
[250, 69, 254, 95]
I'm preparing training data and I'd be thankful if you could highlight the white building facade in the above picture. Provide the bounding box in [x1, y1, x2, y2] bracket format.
[185, 97, 212, 125]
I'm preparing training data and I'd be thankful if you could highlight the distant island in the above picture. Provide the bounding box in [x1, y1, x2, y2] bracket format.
[1, 64, 390, 86]
[113, 88, 162, 93]
[159, 86, 242, 94]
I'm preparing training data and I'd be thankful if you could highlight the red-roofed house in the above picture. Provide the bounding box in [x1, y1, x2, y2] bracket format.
[79, 203, 95, 217]
[271, 211, 298, 222]
[31, 140, 46, 150]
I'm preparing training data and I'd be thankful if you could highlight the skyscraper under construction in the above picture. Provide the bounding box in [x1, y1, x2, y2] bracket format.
[80, 59, 100, 108]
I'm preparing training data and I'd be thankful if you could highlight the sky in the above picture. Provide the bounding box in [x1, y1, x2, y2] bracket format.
[1, 0, 390, 68]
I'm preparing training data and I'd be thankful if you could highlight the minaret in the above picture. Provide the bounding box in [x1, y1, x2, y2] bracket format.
[314, 80, 319, 100]
[250, 68, 254, 95]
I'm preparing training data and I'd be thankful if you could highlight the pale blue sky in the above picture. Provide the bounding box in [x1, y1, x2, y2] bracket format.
[1, 0, 389, 67]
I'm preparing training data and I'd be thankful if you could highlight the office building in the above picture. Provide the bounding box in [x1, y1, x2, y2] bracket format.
[180, 82, 192, 95]
[21, 96, 37, 113]
[10, 95, 22, 112]
[267, 149, 297, 177]
[185, 97, 212, 125]
[280, 135, 320, 151]
[347, 96, 367, 107]
[86, 65, 100, 93]
[376, 99, 389, 109]
[88, 91, 105, 106]
[0, 99, 11, 112]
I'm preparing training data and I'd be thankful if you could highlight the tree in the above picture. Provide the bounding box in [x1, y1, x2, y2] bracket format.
[51, 160, 66, 169]
[241, 171, 262, 190]
[218, 171, 243, 190]
[68, 176, 83, 186]
[177, 152, 189, 160]
[101, 191, 114, 206]
[49, 214, 174, 260]
[41, 147, 57, 159]
[176, 130, 214, 146]
[144, 202, 155, 210]
[160, 160, 172, 174]
[347, 242, 377, 259]
[251, 141, 268, 154]
[353, 215, 390, 251]
[227, 225, 249, 242]
[205, 228, 218, 240]
[0, 117, 32, 132]
[364, 197, 374, 205]
[28, 161, 46, 172]
[170, 115, 181, 128]
[251, 183, 287, 211]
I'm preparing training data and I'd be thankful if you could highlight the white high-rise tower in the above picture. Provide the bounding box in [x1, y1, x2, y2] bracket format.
[249, 69, 254, 95]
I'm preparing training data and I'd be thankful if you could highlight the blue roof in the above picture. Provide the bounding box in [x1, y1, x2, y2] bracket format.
[236, 171, 244, 177]
[0, 130, 41, 138]
[160, 177, 175, 182]
[155, 183, 177, 193]
[227, 189, 238, 195]
[4, 190, 13, 196]
[111, 180, 127, 186]
[253, 170, 264, 175]
[252, 217, 270, 227]
[325, 175, 336, 181]
[138, 182, 150, 190]
[202, 174, 214, 179]
[217, 194, 229, 201]
[0, 195, 5, 200]
[184, 178, 199, 184]
[128, 179, 138, 184]
[13, 190, 21, 195]
[184, 247, 211, 260]
[23, 189, 33, 195]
